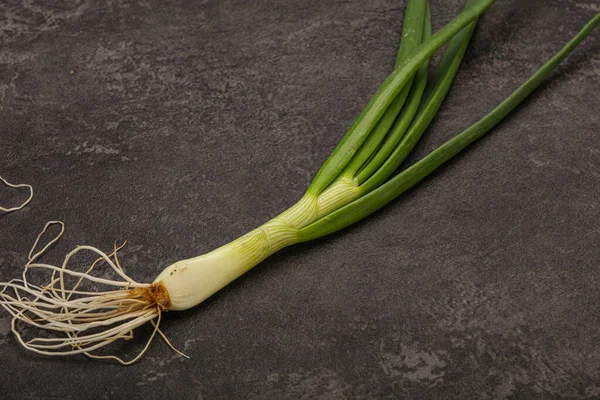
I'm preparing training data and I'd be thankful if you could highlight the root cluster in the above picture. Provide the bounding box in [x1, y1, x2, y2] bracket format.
[0, 221, 185, 365]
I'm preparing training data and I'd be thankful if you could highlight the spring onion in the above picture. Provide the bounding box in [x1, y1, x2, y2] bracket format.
[1, 1, 598, 364]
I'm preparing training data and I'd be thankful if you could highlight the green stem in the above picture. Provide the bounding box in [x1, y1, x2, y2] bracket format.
[297, 13, 600, 242]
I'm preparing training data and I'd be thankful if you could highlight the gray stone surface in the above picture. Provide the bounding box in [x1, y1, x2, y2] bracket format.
[0, 0, 599, 398]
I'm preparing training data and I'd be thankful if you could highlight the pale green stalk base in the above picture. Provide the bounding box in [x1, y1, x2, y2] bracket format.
[156, 219, 298, 310]
[156, 180, 362, 310]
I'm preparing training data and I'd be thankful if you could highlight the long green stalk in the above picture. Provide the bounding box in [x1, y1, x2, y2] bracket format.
[297, 13, 600, 241]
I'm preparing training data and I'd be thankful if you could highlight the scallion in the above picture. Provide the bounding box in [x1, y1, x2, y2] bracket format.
[1, 1, 598, 364]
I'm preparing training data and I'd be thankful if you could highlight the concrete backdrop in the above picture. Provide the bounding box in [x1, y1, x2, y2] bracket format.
[0, 0, 599, 398]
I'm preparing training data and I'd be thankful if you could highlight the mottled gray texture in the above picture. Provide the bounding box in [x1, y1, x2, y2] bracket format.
[0, 0, 599, 399]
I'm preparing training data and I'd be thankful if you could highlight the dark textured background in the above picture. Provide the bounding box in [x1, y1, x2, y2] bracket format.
[1, 0, 599, 399]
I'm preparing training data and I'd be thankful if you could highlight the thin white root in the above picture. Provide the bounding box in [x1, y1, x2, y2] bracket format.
[0, 176, 33, 213]
[0, 222, 186, 365]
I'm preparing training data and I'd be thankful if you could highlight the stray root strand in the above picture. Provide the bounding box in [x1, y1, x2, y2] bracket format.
[0, 176, 33, 213]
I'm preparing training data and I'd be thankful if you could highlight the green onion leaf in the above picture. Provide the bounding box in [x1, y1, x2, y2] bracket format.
[297, 13, 600, 241]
